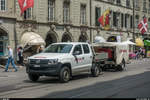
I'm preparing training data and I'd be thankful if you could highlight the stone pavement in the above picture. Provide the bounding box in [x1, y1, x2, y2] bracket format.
[129, 58, 150, 65]
[0, 64, 25, 78]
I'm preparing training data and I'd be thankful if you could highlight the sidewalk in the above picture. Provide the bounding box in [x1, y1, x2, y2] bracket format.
[129, 58, 150, 64]
[0, 64, 24, 72]
[0, 64, 26, 80]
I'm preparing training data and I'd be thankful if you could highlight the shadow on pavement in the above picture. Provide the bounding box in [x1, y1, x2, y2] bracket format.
[23, 69, 123, 84]
[41, 71, 150, 98]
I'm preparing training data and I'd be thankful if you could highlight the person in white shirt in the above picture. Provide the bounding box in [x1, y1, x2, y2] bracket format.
[4, 46, 18, 72]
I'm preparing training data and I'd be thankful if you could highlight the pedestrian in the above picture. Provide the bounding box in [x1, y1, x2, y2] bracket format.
[37, 45, 44, 53]
[18, 46, 24, 66]
[135, 50, 139, 60]
[4, 46, 18, 72]
[39, 46, 43, 53]
[142, 48, 145, 58]
[138, 48, 143, 59]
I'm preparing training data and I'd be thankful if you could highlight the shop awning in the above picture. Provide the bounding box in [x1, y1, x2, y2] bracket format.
[144, 40, 150, 46]
[122, 40, 136, 45]
[21, 32, 45, 48]
[135, 38, 144, 47]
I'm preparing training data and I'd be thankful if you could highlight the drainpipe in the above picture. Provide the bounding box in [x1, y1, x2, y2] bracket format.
[89, 0, 92, 43]
[14, 21, 18, 61]
[132, 0, 135, 51]
[14, 0, 18, 61]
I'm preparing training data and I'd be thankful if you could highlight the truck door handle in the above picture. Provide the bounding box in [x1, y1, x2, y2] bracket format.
[90, 56, 92, 58]
[82, 57, 84, 60]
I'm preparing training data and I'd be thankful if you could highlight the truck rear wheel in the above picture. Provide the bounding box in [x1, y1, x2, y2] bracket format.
[91, 64, 101, 77]
[59, 67, 70, 83]
[28, 74, 39, 82]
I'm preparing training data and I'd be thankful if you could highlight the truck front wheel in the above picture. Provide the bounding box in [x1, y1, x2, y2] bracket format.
[59, 67, 70, 83]
[28, 74, 40, 82]
[91, 64, 101, 77]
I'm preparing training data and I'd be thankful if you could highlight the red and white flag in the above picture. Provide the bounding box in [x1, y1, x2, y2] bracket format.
[18, 0, 34, 15]
[138, 18, 148, 34]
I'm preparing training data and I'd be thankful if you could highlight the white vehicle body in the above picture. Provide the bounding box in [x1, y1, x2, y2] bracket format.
[92, 42, 129, 66]
[26, 42, 94, 79]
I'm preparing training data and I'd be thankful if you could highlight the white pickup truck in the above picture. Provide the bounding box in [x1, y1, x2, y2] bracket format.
[26, 42, 102, 83]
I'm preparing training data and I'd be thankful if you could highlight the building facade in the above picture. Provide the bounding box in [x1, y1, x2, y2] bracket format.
[0, 0, 150, 58]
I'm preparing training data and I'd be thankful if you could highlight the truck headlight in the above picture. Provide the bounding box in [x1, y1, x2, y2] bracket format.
[48, 59, 59, 65]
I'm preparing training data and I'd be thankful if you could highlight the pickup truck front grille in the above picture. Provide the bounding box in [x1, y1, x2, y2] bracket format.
[30, 59, 49, 64]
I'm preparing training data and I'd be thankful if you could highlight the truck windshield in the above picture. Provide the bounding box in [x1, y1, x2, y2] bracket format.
[43, 44, 73, 53]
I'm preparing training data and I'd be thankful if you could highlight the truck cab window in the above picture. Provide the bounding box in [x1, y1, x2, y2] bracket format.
[82, 44, 90, 54]
[73, 45, 82, 55]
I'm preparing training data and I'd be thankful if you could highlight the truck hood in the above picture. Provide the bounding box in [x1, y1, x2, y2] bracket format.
[28, 53, 70, 59]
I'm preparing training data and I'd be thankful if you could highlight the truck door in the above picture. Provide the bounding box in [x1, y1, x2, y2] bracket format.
[71, 44, 85, 73]
[82, 44, 93, 69]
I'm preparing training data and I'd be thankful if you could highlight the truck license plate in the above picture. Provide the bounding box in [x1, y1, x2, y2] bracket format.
[34, 65, 40, 67]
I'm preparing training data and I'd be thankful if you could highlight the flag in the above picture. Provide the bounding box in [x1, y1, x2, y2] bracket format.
[98, 9, 110, 30]
[138, 17, 148, 34]
[18, 0, 34, 15]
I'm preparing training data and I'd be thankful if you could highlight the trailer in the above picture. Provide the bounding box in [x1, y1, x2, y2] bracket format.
[91, 42, 129, 71]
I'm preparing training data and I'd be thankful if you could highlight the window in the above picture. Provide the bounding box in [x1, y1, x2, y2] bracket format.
[148, 0, 150, 13]
[135, 15, 139, 28]
[135, 0, 139, 9]
[73, 45, 82, 55]
[24, 8, 33, 20]
[82, 44, 90, 54]
[0, 0, 6, 11]
[116, 0, 121, 5]
[121, 13, 124, 28]
[63, 2, 70, 23]
[113, 12, 117, 27]
[126, 0, 130, 7]
[148, 18, 150, 29]
[0, 41, 3, 56]
[149, 0, 150, 10]
[48, 0, 55, 21]
[130, 15, 133, 28]
[80, 4, 86, 25]
[143, 0, 147, 12]
[44, 44, 73, 53]
[125, 14, 128, 28]
[95, 7, 101, 26]
[107, 0, 115, 3]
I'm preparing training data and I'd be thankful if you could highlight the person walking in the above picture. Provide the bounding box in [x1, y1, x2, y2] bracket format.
[135, 50, 139, 60]
[4, 46, 18, 72]
[18, 46, 24, 66]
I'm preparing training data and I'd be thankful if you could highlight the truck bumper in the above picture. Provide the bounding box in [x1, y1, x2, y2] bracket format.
[26, 63, 62, 76]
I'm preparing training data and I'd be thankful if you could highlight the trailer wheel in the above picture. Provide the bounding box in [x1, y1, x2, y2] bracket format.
[91, 64, 101, 77]
[117, 60, 126, 71]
